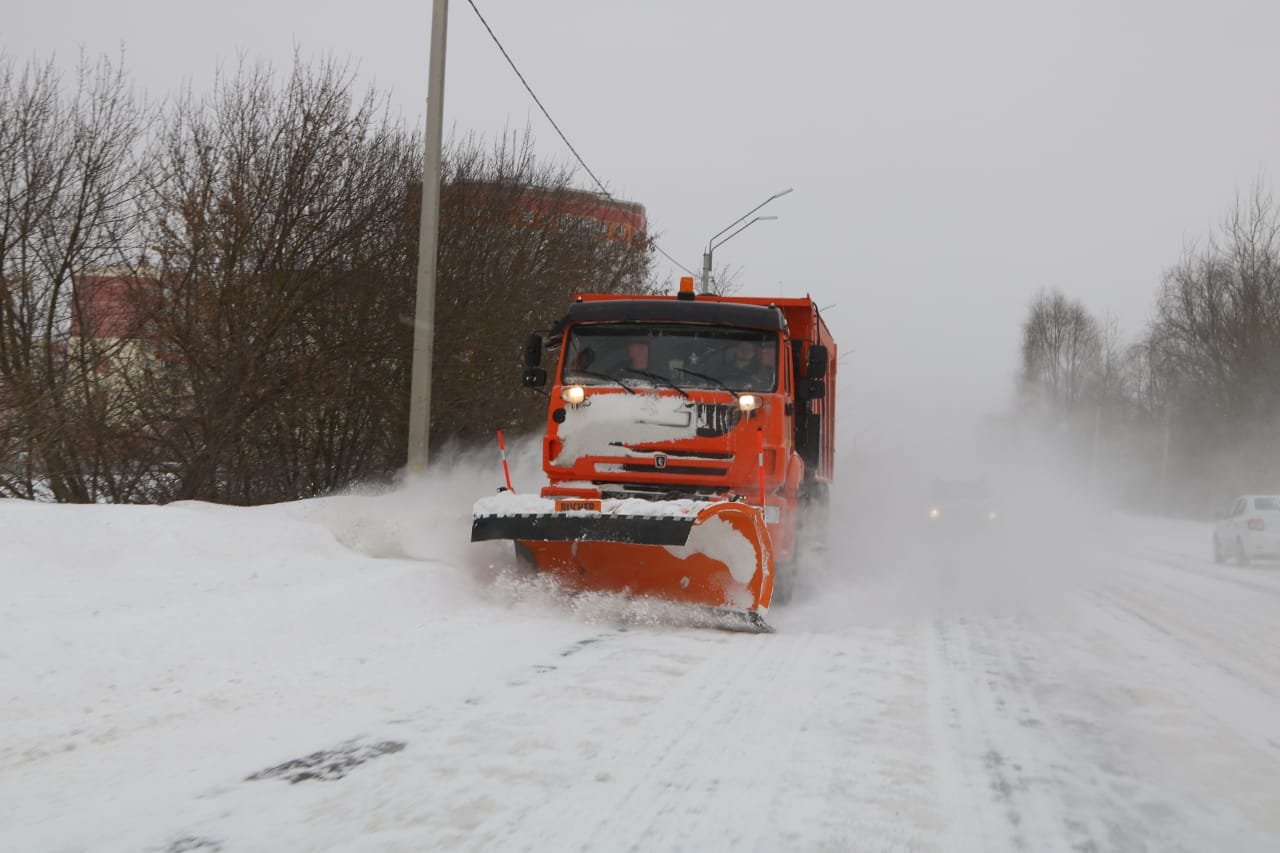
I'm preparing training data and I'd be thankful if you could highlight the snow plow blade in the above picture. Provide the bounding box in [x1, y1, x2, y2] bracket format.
[472, 494, 775, 621]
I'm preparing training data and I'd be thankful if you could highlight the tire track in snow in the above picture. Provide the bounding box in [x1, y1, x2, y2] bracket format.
[1088, 582, 1280, 702]
[468, 625, 945, 852]
[928, 614, 1205, 852]
[1084, 577, 1280, 757]
[1097, 552, 1280, 702]
[563, 631, 785, 851]
[1129, 547, 1280, 599]
[1073, 580, 1280, 848]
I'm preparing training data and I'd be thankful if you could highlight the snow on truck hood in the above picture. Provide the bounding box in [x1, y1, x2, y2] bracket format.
[552, 392, 700, 465]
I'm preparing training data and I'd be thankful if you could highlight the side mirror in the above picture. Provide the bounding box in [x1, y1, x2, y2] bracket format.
[523, 334, 543, 368]
[797, 378, 825, 401]
[806, 344, 828, 378]
[522, 367, 547, 388]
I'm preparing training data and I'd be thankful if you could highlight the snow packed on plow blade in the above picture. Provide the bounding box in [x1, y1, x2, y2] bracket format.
[472, 493, 775, 625]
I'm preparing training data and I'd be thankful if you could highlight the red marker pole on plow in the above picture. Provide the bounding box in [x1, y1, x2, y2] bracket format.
[496, 429, 516, 493]
[757, 428, 766, 512]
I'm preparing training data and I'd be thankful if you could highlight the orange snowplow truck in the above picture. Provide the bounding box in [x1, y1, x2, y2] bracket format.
[472, 277, 836, 631]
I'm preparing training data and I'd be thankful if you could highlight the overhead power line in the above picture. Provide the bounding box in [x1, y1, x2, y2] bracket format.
[654, 247, 697, 278]
[463, 0, 607, 194]
[463, 0, 696, 278]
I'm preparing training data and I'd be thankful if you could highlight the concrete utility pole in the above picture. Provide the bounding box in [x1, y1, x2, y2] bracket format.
[701, 187, 792, 293]
[407, 0, 450, 473]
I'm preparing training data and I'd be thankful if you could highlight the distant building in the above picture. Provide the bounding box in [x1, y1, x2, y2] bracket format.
[551, 187, 647, 242]
[443, 181, 647, 243]
[68, 264, 163, 403]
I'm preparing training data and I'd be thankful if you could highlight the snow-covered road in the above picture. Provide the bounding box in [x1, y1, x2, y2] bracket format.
[3, 478, 1278, 852]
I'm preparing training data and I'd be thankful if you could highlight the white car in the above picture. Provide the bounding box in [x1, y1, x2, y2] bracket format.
[1213, 495, 1280, 565]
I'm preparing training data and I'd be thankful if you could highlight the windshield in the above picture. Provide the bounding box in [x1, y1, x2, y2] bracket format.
[562, 324, 778, 392]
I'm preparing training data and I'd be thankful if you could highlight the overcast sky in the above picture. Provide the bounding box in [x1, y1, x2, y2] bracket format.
[9, 0, 1280, 458]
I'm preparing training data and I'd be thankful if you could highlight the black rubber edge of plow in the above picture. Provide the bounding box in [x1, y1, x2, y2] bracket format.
[471, 513, 696, 546]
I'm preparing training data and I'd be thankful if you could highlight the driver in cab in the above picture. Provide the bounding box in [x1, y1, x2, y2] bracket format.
[722, 339, 774, 391]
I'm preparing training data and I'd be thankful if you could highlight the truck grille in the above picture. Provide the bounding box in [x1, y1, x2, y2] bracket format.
[694, 403, 741, 437]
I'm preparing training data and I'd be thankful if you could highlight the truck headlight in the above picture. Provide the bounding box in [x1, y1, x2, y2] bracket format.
[737, 394, 761, 412]
[561, 385, 585, 405]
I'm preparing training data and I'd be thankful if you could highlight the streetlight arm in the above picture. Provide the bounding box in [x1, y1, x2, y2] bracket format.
[710, 215, 777, 252]
[706, 187, 793, 251]
[700, 187, 792, 293]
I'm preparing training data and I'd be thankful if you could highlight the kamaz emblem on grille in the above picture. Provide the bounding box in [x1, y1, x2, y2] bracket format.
[654, 454, 667, 469]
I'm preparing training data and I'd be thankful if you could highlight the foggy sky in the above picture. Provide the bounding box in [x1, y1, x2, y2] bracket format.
[9, 0, 1280, 455]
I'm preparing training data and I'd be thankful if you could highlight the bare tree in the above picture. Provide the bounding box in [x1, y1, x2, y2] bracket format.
[428, 130, 655, 451]
[703, 262, 744, 296]
[1151, 187, 1280, 417]
[137, 54, 422, 503]
[1019, 290, 1102, 416]
[1145, 183, 1280, 504]
[0, 52, 149, 501]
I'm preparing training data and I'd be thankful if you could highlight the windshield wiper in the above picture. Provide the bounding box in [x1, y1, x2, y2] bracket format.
[570, 368, 637, 394]
[621, 367, 690, 399]
[672, 366, 739, 396]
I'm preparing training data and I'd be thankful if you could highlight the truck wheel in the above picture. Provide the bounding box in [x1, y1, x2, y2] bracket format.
[772, 560, 795, 605]
[796, 479, 831, 561]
